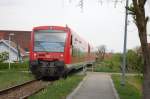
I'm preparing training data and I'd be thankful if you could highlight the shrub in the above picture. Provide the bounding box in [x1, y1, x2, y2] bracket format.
[0, 52, 9, 62]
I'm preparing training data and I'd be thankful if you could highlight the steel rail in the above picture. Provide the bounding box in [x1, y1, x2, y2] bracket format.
[0, 80, 37, 95]
[0, 80, 51, 99]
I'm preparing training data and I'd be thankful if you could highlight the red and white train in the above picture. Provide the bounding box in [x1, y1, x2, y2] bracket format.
[29, 26, 95, 79]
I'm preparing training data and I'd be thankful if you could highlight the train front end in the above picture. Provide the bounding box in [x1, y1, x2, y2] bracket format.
[29, 26, 70, 79]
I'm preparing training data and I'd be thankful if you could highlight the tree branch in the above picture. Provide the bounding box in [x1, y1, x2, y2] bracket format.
[132, 0, 139, 15]
[144, 0, 147, 5]
[145, 16, 149, 25]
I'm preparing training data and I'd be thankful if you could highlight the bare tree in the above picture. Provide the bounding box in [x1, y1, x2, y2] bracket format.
[96, 45, 106, 62]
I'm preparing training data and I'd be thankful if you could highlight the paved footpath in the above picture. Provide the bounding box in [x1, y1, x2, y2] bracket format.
[67, 72, 119, 99]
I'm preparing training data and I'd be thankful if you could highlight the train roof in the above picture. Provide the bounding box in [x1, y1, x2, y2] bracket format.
[33, 26, 69, 31]
[33, 25, 94, 47]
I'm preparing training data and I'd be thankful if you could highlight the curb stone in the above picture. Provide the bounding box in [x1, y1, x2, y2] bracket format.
[110, 77, 120, 99]
[66, 75, 88, 99]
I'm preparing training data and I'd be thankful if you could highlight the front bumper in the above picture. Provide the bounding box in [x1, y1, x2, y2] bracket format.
[30, 60, 65, 77]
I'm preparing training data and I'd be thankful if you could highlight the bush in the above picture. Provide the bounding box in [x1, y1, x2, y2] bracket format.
[95, 50, 144, 73]
[95, 53, 122, 73]
[126, 50, 144, 73]
[0, 52, 9, 62]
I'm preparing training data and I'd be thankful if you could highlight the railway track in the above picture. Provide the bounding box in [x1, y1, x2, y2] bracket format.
[0, 80, 52, 99]
[0, 67, 86, 99]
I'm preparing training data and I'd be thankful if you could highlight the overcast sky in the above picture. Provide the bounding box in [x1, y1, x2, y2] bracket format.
[0, 0, 150, 52]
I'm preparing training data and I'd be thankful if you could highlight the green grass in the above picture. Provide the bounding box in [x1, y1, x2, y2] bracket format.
[0, 60, 29, 71]
[29, 75, 84, 99]
[127, 75, 143, 92]
[111, 74, 142, 99]
[94, 63, 119, 73]
[94, 65, 116, 72]
[0, 70, 34, 90]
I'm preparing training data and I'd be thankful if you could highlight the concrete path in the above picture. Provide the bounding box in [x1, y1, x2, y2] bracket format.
[67, 72, 119, 99]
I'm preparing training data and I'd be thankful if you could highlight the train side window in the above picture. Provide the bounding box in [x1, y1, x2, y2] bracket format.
[70, 35, 72, 46]
[72, 47, 77, 57]
[72, 35, 77, 57]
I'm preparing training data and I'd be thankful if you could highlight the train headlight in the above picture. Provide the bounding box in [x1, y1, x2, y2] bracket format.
[34, 53, 37, 57]
[60, 54, 63, 57]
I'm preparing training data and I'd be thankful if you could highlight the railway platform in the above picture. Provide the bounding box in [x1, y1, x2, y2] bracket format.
[67, 72, 119, 99]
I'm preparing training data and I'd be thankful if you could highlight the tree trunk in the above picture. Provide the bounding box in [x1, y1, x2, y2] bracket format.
[139, 30, 150, 99]
[131, 0, 150, 98]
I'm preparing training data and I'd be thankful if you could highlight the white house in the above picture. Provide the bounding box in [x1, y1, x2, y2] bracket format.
[0, 39, 26, 62]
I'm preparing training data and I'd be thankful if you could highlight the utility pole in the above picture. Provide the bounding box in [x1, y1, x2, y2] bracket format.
[121, 0, 129, 86]
[8, 33, 14, 69]
[17, 42, 22, 63]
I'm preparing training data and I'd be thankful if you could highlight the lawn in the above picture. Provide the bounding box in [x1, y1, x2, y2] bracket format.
[0, 59, 29, 71]
[0, 70, 34, 90]
[94, 65, 116, 72]
[94, 63, 120, 73]
[29, 75, 84, 99]
[127, 75, 143, 92]
[112, 74, 142, 99]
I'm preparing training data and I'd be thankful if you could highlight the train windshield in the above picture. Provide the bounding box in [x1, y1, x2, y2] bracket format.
[34, 30, 66, 52]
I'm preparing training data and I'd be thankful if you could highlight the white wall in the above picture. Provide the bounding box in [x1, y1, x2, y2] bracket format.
[0, 43, 18, 62]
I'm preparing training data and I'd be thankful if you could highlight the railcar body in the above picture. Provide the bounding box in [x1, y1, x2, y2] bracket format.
[29, 26, 95, 79]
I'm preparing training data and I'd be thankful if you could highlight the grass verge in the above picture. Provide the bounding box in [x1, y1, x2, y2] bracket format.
[111, 74, 142, 99]
[29, 75, 84, 99]
[94, 63, 119, 73]
[94, 65, 116, 72]
[0, 60, 29, 71]
[127, 75, 143, 92]
[0, 70, 34, 90]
